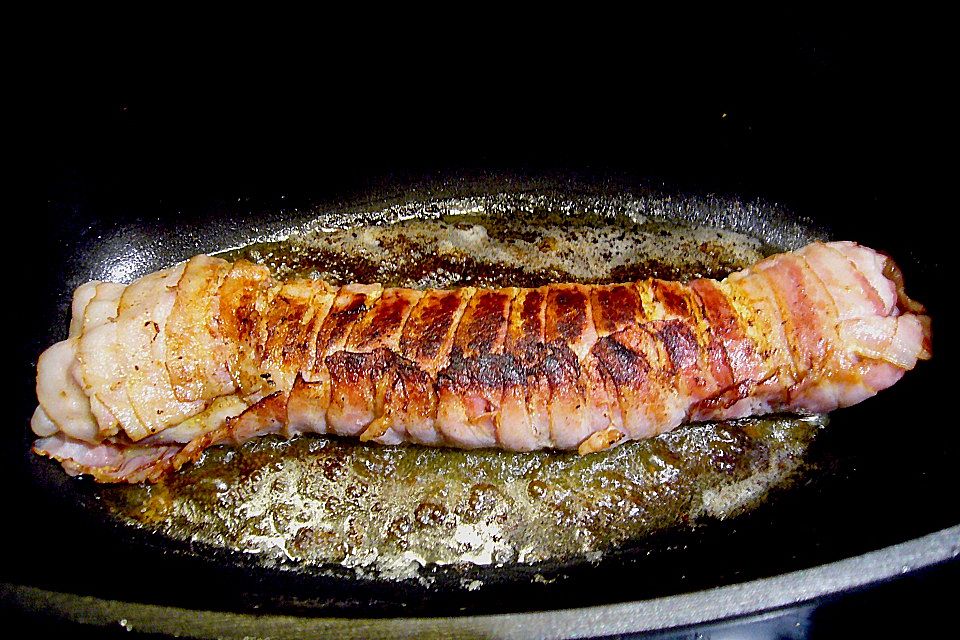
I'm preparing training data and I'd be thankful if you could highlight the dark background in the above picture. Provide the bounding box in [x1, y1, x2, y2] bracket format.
[30, 9, 950, 222]
[9, 8, 956, 637]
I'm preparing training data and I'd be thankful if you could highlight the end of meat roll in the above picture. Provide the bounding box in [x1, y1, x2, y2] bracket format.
[784, 242, 932, 413]
[32, 259, 254, 480]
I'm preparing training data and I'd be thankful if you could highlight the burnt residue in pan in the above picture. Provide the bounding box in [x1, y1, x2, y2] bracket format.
[97, 199, 828, 584]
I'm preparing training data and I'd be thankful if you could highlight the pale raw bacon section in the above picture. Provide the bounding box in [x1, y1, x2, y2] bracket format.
[81, 282, 125, 335]
[34, 339, 99, 442]
[32, 242, 932, 483]
[758, 252, 847, 413]
[840, 314, 928, 371]
[114, 265, 205, 437]
[839, 242, 899, 314]
[800, 243, 885, 320]
[76, 285, 148, 440]
[32, 433, 181, 484]
[68, 281, 100, 338]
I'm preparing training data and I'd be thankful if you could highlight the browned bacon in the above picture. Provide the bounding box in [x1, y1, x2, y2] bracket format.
[32, 241, 932, 483]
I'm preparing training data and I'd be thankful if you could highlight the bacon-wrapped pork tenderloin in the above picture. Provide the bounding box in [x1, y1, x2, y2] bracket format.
[32, 241, 931, 483]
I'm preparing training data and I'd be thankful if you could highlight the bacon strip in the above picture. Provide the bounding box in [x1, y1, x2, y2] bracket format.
[32, 241, 932, 482]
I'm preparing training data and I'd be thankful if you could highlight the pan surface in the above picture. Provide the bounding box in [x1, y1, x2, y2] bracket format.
[4, 173, 957, 633]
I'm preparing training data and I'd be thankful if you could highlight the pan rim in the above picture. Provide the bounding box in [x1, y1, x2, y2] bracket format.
[4, 524, 957, 637]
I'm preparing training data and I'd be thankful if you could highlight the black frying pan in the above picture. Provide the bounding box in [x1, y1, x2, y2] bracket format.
[4, 171, 958, 632]
[5, 22, 957, 634]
